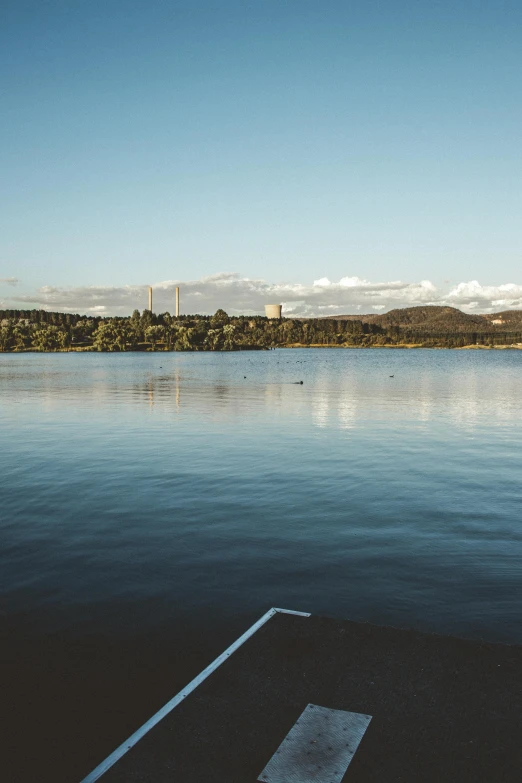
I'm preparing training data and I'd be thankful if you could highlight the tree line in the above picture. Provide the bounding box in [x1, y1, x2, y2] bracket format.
[1, 308, 522, 352]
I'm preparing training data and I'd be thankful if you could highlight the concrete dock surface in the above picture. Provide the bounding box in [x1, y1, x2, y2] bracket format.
[82, 608, 522, 782]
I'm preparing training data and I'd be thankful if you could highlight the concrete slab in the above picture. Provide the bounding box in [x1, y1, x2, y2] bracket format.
[257, 704, 372, 783]
[81, 609, 522, 783]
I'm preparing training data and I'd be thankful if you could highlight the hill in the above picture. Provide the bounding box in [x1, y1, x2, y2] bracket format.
[325, 306, 516, 333]
[482, 310, 522, 328]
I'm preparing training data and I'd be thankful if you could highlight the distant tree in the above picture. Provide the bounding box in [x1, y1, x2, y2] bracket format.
[174, 326, 198, 350]
[145, 325, 165, 350]
[222, 323, 237, 350]
[92, 320, 132, 351]
[211, 309, 229, 327]
[140, 309, 153, 332]
[12, 322, 32, 350]
[204, 328, 223, 350]
[31, 325, 67, 351]
[0, 320, 14, 351]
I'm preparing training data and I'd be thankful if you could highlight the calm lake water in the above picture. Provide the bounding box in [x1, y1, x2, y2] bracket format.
[1, 349, 522, 781]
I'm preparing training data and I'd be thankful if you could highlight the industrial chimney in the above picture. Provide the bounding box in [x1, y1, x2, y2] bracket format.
[148, 286, 153, 311]
[175, 286, 180, 317]
[265, 304, 282, 319]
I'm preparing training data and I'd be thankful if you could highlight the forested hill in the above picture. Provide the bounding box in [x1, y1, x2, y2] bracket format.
[481, 310, 522, 328]
[326, 305, 522, 332]
[1, 306, 522, 351]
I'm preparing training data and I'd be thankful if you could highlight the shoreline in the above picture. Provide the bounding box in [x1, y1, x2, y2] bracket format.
[3, 343, 522, 354]
[279, 343, 522, 350]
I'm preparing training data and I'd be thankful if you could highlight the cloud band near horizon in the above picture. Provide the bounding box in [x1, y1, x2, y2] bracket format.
[2, 274, 522, 317]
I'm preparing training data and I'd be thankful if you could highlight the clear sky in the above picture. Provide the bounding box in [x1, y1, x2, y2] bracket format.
[1, 1, 522, 315]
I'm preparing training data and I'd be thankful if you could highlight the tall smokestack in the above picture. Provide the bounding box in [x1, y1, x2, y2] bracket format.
[175, 286, 180, 317]
[148, 286, 153, 312]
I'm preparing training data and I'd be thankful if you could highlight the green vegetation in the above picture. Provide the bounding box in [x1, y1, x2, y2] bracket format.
[1, 306, 522, 352]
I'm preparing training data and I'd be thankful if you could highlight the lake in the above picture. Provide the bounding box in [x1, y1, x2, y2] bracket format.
[1, 349, 521, 781]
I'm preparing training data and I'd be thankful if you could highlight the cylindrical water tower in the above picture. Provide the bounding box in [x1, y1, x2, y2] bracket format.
[265, 304, 282, 319]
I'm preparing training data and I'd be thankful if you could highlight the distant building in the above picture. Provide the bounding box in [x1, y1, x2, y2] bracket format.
[265, 304, 282, 319]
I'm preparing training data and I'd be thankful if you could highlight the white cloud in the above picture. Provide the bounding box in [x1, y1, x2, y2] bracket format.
[0, 277, 18, 286]
[447, 280, 522, 310]
[4, 273, 522, 316]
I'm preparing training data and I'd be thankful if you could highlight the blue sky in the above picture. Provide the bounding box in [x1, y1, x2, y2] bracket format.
[1, 1, 522, 315]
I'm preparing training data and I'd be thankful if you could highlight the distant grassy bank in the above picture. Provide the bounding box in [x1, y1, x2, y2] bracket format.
[283, 342, 522, 349]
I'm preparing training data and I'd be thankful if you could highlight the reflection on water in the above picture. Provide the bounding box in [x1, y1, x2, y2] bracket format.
[1, 349, 522, 781]
[4, 349, 521, 432]
[2, 350, 521, 616]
